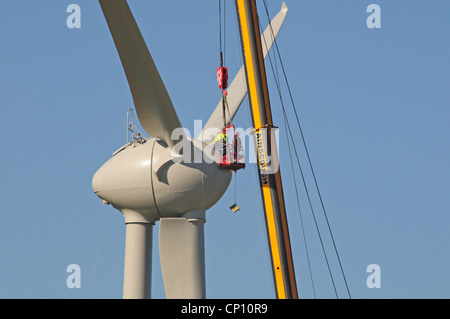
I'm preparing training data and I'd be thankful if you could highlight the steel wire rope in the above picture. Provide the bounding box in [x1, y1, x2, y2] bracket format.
[282, 106, 317, 298]
[219, 0, 222, 59]
[256, 14, 337, 298]
[260, 0, 352, 299]
[219, 0, 227, 66]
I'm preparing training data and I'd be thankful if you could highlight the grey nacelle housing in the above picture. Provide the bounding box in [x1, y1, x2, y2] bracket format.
[92, 137, 232, 222]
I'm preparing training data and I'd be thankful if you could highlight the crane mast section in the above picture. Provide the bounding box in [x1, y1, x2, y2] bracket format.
[235, 0, 298, 299]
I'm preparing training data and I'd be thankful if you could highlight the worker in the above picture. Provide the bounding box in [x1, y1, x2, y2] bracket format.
[214, 131, 227, 145]
[214, 131, 228, 162]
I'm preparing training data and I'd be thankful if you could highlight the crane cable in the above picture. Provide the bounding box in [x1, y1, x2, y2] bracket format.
[282, 106, 317, 298]
[219, 0, 232, 127]
[259, 0, 352, 299]
[258, 17, 333, 297]
[261, 0, 351, 298]
[219, 0, 226, 67]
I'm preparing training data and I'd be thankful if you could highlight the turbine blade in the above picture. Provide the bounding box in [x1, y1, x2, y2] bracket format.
[99, 0, 183, 148]
[199, 2, 288, 143]
[122, 221, 153, 299]
[159, 217, 206, 299]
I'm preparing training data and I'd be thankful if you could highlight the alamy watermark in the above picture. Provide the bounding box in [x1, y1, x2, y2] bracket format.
[366, 4, 381, 29]
[66, 4, 81, 29]
[366, 264, 381, 289]
[66, 264, 81, 289]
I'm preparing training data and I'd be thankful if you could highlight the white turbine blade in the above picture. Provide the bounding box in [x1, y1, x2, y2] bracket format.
[122, 220, 153, 299]
[99, 0, 183, 148]
[198, 2, 288, 144]
[159, 217, 206, 299]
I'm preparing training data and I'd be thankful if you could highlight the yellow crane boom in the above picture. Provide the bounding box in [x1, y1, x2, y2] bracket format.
[235, 0, 298, 299]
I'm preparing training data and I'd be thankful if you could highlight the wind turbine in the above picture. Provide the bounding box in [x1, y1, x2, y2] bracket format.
[92, 0, 288, 299]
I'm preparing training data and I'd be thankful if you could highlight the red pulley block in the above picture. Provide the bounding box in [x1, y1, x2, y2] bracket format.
[217, 66, 228, 90]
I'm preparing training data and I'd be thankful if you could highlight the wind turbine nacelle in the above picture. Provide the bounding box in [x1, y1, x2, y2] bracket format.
[92, 137, 232, 222]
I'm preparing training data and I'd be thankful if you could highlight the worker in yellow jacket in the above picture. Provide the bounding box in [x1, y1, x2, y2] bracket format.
[214, 131, 228, 162]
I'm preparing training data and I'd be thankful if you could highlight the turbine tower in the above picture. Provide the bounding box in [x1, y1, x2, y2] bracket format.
[92, 0, 288, 299]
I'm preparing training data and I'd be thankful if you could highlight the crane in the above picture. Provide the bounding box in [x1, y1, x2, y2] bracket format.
[235, 0, 298, 299]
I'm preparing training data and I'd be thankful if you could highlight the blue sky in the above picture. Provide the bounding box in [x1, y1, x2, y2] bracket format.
[0, 0, 449, 299]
